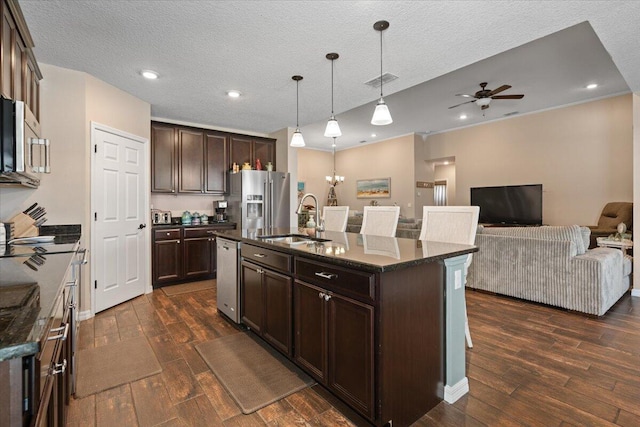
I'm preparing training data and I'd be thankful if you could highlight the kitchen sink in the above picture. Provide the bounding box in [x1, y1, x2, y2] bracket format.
[257, 234, 331, 244]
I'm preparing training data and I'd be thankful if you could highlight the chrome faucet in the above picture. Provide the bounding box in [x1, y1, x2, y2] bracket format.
[296, 193, 324, 231]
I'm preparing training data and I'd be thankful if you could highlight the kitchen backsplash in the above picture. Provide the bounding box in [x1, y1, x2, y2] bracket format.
[150, 194, 226, 217]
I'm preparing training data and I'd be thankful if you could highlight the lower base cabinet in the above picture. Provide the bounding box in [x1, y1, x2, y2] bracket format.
[241, 260, 292, 355]
[293, 280, 374, 419]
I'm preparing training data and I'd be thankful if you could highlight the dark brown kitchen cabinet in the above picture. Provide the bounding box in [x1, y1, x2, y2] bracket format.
[153, 229, 182, 285]
[229, 135, 276, 171]
[183, 227, 216, 279]
[294, 280, 374, 419]
[178, 128, 205, 193]
[151, 122, 231, 194]
[204, 132, 228, 194]
[0, 0, 42, 121]
[151, 123, 177, 193]
[240, 259, 292, 356]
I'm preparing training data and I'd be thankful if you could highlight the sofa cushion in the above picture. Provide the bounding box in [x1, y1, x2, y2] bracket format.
[481, 225, 587, 255]
[579, 226, 591, 250]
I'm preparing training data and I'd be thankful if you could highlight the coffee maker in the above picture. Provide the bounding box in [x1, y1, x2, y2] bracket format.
[214, 200, 228, 222]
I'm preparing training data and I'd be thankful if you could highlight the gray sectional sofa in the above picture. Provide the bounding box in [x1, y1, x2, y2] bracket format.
[467, 225, 631, 316]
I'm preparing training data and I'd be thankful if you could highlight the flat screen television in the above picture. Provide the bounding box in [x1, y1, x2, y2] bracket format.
[471, 184, 543, 225]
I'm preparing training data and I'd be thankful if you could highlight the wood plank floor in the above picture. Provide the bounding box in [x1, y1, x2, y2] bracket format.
[67, 282, 640, 426]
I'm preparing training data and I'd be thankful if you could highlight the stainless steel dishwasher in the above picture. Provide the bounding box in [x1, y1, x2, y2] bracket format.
[216, 237, 240, 323]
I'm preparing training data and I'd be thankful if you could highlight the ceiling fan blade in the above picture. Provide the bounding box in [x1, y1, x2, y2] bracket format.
[448, 99, 476, 109]
[486, 84, 511, 96]
[491, 94, 524, 99]
[455, 94, 474, 98]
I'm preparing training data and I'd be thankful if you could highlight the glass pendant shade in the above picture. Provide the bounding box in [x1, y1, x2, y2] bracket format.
[371, 98, 393, 125]
[290, 128, 305, 147]
[324, 116, 342, 137]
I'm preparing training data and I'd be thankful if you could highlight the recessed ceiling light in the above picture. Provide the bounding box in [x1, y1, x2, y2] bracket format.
[586, 83, 598, 89]
[141, 70, 158, 80]
[227, 90, 241, 98]
[459, 114, 467, 120]
[371, 133, 377, 137]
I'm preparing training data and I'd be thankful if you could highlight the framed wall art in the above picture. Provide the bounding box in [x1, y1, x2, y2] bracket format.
[356, 178, 391, 198]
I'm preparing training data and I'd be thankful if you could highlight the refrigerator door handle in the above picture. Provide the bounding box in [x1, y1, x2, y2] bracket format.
[263, 180, 269, 229]
[269, 178, 274, 229]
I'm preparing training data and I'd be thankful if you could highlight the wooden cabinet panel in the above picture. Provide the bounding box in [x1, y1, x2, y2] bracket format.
[253, 138, 274, 168]
[204, 132, 228, 194]
[293, 281, 326, 381]
[1, 3, 15, 99]
[263, 269, 292, 355]
[153, 239, 182, 284]
[12, 26, 23, 100]
[328, 293, 374, 419]
[183, 236, 213, 278]
[229, 135, 252, 168]
[241, 261, 263, 333]
[178, 128, 205, 193]
[151, 123, 176, 193]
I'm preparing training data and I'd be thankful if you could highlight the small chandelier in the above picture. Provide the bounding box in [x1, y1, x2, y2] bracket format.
[325, 138, 344, 186]
[371, 20, 393, 126]
[326, 138, 343, 206]
[290, 75, 305, 147]
[324, 53, 342, 137]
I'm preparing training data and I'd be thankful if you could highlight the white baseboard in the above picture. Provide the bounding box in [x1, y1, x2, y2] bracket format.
[632, 289, 640, 297]
[78, 310, 93, 321]
[444, 377, 469, 403]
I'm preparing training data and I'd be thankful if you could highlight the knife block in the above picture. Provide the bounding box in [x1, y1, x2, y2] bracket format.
[7, 213, 38, 238]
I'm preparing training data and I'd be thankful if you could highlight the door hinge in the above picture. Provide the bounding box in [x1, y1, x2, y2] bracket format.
[94, 280, 97, 289]
[94, 144, 97, 153]
[94, 212, 97, 221]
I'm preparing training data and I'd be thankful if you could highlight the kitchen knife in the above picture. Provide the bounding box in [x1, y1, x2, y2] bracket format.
[23, 258, 38, 271]
[29, 207, 44, 218]
[32, 210, 46, 221]
[35, 218, 47, 227]
[23, 203, 38, 215]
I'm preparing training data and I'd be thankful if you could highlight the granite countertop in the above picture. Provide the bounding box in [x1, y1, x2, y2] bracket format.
[213, 228, 477, 273]
[0, 246, 78, 361]
[153, 222, 236, 229]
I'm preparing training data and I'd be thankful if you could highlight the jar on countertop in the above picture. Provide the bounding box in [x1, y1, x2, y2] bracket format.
[191, 212, 201, 225]
[181, 211, 192, 225]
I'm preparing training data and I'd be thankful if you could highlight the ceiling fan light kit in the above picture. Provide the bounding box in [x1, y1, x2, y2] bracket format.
[290, 75, 305, 147]
[371, 20, 393, 126]
[324, 53, 342, 138]
[449, 82, 524, 111]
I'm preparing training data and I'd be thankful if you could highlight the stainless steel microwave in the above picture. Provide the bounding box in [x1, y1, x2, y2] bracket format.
[0, 97, 48, 187]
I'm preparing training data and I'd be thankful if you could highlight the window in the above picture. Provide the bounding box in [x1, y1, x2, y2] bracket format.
[434, 180, 447, 206]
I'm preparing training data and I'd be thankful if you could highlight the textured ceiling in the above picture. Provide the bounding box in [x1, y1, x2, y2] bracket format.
[19, 1, 640, 151]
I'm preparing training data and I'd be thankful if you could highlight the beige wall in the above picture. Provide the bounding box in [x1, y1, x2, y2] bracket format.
[338, 134, 416, 218]
[0, 63, 151, 315]
[421, 94, 633, 226]
[296, 148, 333, 209]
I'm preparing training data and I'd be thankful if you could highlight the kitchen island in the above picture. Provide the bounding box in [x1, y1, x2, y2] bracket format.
[213, 228, 477, 427]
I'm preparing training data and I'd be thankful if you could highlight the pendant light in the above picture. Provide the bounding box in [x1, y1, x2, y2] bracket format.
[324, 53, 342, 138]
[290, 75, 305, 147]
[371, 20, 393, 125]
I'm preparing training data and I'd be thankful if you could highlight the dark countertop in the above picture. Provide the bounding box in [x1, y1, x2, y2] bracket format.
[152, 222, 236, 229]
[213, 228, 477, 273]
[0, 225, 81, 361]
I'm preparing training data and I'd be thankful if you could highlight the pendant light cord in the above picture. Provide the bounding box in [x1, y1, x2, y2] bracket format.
[296, 80, 300, 127]
[331, 59, 335, 115]
[379, 28, 383, 98]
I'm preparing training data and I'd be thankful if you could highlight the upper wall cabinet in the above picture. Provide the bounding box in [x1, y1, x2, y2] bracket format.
[0, 0, 42, 123]
[230, 135, 276, 170]
[152, 121, 241, 195]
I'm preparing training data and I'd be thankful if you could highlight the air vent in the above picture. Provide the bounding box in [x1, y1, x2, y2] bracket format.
[364, 73, 398, 88]
[503, 111, 519, 117]
[359, 140, 367, 144]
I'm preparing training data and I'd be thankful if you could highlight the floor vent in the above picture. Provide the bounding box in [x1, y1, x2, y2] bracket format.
[364, 72, 398, 88]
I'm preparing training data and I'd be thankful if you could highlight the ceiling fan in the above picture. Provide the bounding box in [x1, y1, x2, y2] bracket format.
[449, 82, 524, 110]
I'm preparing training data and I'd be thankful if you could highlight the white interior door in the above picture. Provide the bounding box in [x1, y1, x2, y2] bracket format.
[92, 124, 148, 313]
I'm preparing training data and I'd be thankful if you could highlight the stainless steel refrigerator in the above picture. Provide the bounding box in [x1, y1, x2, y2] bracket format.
[227, 170, 290, 230]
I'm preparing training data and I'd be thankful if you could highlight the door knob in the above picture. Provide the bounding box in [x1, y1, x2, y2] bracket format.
[138, 224, 147, 230]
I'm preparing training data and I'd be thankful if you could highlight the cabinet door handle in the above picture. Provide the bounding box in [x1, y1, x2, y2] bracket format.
[315, 272, 337, 280]
[257, 268, 264, 274]
[50, 359, 67, 375]
[166, 232, 171, 236]
[207, 231, 215, 234]
[324, 294, 332, 301]
[318, 292, 325, 299]
[48, 323, 69, 341]
[253, 253, 266, 258]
